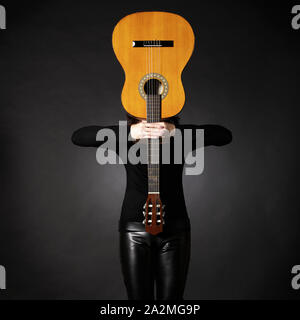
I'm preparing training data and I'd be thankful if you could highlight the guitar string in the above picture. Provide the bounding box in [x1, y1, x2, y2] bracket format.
[147, 39, 163, 212]
[146, 39, 161, 195]
[154, 39, 156, 195]
[156, 39, 159, 195]
[149, 41, 151, 192]
[149, 41, 153, 217]
[149, 40, 152, 194]
[157, 39, 160, 195]
[147, 41, 149, 194]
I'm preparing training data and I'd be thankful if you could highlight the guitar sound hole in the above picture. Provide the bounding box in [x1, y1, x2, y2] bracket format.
[144, 78, 163, 95]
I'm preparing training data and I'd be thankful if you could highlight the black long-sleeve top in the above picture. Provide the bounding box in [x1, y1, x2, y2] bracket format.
[71, 123, 232, 232]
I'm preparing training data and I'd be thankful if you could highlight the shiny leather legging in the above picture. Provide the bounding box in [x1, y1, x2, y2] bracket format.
[119, 229, 191, 300]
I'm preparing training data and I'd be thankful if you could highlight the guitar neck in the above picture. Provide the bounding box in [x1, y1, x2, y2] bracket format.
[147, 94, 161, 194]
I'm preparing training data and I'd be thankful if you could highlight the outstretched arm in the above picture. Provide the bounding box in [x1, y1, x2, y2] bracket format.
[179, 124, 232, 148]
[71, 124, 131, 149]
[71, 125, 109, 147]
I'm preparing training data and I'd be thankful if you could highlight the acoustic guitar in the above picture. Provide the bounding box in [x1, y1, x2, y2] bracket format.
[112, 11, 195, 234]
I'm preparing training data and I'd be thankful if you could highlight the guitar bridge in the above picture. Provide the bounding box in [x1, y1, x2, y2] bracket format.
[132, 40, 174, 47]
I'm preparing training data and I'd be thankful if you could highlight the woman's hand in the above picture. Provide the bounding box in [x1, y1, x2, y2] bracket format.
[130, 121, 175, 140]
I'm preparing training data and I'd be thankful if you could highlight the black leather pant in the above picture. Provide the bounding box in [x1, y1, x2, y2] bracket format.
[119, 227, 191, 300]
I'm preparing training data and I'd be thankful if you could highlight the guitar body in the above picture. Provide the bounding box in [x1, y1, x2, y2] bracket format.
[112, 11, 195, 119]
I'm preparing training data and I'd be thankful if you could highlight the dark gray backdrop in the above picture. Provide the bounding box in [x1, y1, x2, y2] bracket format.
[0, 0, 299, 299]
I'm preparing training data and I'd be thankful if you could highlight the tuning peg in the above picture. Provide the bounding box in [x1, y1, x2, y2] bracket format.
[142, 219, 145, 224]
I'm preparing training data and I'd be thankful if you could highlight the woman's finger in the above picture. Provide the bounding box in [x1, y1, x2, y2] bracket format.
[145, 122, 165, 128]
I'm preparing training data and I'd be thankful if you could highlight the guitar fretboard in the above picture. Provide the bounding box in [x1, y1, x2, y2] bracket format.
[147, 94, 161, 194]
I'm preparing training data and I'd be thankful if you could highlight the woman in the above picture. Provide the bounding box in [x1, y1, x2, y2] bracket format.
[71, 114, 232, 300]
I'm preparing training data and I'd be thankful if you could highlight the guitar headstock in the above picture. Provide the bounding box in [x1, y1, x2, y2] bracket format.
[143, 194, 165, 235]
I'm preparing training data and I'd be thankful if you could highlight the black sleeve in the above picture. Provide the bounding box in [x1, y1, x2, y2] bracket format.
[179, 124, 232, 149]
[71, 124, 132, 149]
